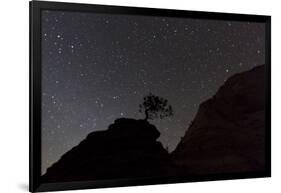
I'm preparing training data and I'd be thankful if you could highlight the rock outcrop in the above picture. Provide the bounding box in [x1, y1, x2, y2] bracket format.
[42, 65, 266, 182]
[172, 65, 266, 174]
[42, 118, 175, 182]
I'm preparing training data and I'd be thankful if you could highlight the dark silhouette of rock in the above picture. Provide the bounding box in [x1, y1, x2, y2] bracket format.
[42, 118, 175, 182]
[172, 65, 266, 174]
[42, 65, 266, 182]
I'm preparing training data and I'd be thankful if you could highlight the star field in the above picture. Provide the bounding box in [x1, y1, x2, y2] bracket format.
[41, 10, 265, 174]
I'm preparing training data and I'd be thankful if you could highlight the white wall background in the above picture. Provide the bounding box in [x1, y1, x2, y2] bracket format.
[0, 0, 279, 192]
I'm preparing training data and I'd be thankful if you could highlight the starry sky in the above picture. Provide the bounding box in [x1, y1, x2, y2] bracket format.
[41, 10, 265, 174]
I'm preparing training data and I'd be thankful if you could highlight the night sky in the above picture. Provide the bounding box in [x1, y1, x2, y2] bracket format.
[41, 10, 265, 174]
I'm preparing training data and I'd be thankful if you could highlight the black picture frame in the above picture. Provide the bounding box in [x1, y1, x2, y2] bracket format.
[30, 1, 271, 192]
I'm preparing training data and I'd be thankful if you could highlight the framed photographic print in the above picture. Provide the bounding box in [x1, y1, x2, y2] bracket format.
[30, 0, 271, 192]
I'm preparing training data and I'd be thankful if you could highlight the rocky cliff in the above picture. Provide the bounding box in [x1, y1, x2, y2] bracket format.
[42, 65, 266, 182]
[172, 65, 266, 174]
[42, 118, 175, 182]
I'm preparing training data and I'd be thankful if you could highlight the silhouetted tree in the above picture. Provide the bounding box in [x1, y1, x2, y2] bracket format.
[139, 93, 173, 121]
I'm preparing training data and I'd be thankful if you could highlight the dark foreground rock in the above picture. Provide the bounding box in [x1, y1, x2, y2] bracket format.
[42, 65, 266, 182]
[172, 65, 266, 174]
[42, 118, 175, 182]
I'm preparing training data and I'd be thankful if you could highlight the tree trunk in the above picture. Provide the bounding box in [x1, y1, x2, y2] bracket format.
[144, 109, 149, 121]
